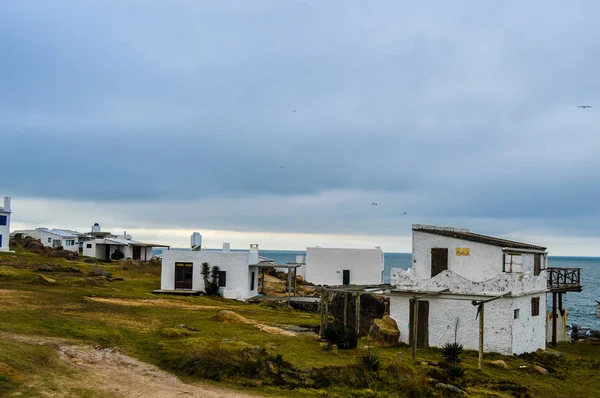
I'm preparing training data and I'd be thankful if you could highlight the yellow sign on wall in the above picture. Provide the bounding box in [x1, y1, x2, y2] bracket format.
[456, 248, 470, 256]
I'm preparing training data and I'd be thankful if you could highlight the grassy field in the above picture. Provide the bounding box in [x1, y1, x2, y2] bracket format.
[1, 246, 599, 397]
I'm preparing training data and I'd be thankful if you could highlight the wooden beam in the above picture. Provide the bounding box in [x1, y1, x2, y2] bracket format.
[411, 299, 418, 361]
[287, 271, 292, 306]
[320, 288, 326, 336]
[552, 292, 557, 346]
[355, 293, 361, 333]
[343, 292, 348, 327]
[479, 302, 484, 370]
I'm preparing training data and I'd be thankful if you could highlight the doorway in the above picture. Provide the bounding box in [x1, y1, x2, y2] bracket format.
[409, 300, 429, 348]
[132, 246, 141, 260]
[431, 248, 448, 277]
[343, 270, 350, 285]
[175, 262, 193, 289]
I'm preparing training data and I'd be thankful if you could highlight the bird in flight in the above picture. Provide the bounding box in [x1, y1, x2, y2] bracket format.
[578, 105, 592, 109]
[372, 202, 378, 206]
[404, 212, 407, 215]
[292, 109, 297, 112]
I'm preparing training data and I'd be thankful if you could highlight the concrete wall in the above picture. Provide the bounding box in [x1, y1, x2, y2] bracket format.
[36, 230, 79, 252]
[304, 247, 384, 286]
[161, 250, 257, 300]
[0, 211, 10, 252]
[412, 231, 504, 281]
[389, 292, 546, 355]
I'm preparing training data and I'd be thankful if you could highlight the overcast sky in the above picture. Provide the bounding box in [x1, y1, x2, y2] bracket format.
[2, 1, 600, 255]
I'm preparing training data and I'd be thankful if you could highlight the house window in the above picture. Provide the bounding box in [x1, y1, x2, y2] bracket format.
[65, 240, 75, 246]
[218, 271, 227, 287]
[503, 253, 522, 272]
[534, 254, 542, 276]
[531, 297, 540, 316]
[250, 271, 255, 291]
[514, 309, 520, 319]
[48, 237, 52, 243]
[86, 244, 92, 249]
[0, 215, 6, 226]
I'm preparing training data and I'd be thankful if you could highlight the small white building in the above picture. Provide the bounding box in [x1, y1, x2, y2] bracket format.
[302, 247, 385, 286]
[83, 235, 169, 261]
[160, 243, 261, 300]
[390, 224, 548, 355]
[35, 228, 80, 252]
[0, 197, 12, 252]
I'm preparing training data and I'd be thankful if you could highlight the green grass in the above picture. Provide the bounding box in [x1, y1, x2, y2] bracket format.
[2, 247, 600, 397]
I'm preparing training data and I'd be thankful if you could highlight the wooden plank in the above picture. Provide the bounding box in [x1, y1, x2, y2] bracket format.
[479, 303, 484, 370]
[411, 299, 418, 361]
[355, 293, 361, 333]
[552, 292, 557, 346]
[343, 292, 348, 327]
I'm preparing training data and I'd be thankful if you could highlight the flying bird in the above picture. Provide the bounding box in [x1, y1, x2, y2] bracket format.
[292, 109, 297, 112]
[404, 212, 407, 215]
[372, 202, 378, 206]
[578, 105, 592, 109]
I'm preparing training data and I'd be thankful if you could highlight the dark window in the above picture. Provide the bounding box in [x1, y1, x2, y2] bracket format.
[514, 309, 520, 319]
[218, 271, 227, 287]
[531, 297, 540, 316]
[343, 270, 350, 285]
[431, 248, 448, 277]
[0, 215, 6, 226]
[48, 238, 52, 243]
[86, 244, 92, 249]
[534, 254, 542, 276]
[250, 271, 255, 291]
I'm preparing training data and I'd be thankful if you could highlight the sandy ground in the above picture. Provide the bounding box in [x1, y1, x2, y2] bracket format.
[1, 332, 259, 398]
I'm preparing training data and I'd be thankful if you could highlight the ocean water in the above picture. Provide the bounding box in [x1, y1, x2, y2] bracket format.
[155, 248, 599, 329]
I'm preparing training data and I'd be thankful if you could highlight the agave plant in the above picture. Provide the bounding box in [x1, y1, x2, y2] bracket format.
[445, 363, 465, 380]
[359, 351, 381, 372]
[442, 342, 464, 364]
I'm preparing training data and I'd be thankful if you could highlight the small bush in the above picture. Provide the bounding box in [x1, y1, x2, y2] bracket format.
[111, 248, 125, 260]
[323, 325, 358, 350]
[359, 352, 381, 372]
[445, 363, 465, 380]
[442, 342, 463, 363]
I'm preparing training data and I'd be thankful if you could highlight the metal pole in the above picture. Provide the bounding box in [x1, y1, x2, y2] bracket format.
[479, 303, 484, 370]
[412, 299, 418, 361]
[552, 292, 557, 346]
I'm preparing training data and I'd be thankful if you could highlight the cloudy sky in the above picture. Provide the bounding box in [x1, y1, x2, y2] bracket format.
[2, 1, 600, 254]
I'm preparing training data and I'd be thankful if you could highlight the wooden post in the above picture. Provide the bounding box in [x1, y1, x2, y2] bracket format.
[479, 303, 484, 370]
[355, 293, 361, 334]
[552, 292, 557, 346]
[324, 290, 330, 331]
[293, 268, 297, 297]
[320, 288, 326, 336]
[287, 271, 292, 306]
[558, 292, 563, 315]
[343, 292, 348, 327]
[412, 299, 418, 361]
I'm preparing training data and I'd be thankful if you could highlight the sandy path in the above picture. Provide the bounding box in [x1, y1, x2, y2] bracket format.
[1, 332, 259, 398]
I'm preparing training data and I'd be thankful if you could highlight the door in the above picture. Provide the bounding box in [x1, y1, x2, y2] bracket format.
[343, 270, 350, 285]
[0, 234, 2, 248]
[132, 246, 141, 260]
[431, 248, 448, 277]
[534, 254, 541, 276]
[104, 245, 111, 260]
[175, 262, 193, 289]
[250, 271, 255, 291]
[409, 300, 429, 348]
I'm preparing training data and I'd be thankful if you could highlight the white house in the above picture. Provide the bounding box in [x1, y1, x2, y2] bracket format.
[160, 243, 261, 300]
[301, 247, 385, 286]
[83, 234, 170, 261]
[389, 224, 548, 355]
[35, 228, 80, 252]
[0, 197, 11, 252]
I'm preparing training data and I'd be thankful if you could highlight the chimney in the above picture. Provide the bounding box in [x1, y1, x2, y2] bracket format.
[249, 244, 259, 265]
[249, 244, 259, 253]
[223, 242, 231, 252]
[3, 197, 10, 211]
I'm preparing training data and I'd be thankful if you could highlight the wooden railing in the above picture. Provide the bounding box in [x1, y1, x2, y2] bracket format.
[547, 267, 582, 292]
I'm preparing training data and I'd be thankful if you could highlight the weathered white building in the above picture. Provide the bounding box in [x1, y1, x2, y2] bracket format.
[83, 234, 169, 261]
[34, 228, 81, 252]
[0, 197, 11, 252]
[302, 247, 384, 286]
[390, 225, 548, 355]
[160, 243, 261, 300]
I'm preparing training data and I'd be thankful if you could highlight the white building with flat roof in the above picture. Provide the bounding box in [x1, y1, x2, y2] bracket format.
[302, 246, 385, 286]
[0, 197, 12, 252]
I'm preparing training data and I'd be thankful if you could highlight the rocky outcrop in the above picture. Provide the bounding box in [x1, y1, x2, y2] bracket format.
[217, 310, 257, 325]
[367, 315, 400, 346]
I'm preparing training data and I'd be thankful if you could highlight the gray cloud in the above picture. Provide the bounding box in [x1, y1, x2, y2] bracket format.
[3, 1, 600, 247]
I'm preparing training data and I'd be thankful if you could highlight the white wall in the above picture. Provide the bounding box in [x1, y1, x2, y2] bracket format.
[36, 230, 79, 252]
[412, 231, 504, 282]
[0, 210, 10, 252]
[389, 292, 546, 355]
[161, 250, 257, 300]
[304, 247, 384, 286]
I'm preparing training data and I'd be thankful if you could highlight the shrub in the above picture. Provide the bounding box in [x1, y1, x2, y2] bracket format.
[442, 342, 463, 364]
[111, 248, 125, 260]
[159, 327, 195, 338]
[445, 363, 465, 380]
[359, 351, 381, 372]
[323, 325, 358, 350]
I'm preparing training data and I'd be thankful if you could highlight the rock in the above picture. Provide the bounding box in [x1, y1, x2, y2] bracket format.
[176, 324, 199, 332]
[436, 383, 469, 396]
[36, 274, 57, 284]
[89, 267, 112, 278]
[295, 274, 304, 283]
[36, 264, 56, 272]
[266, 342, 277, 350]
[543, 350, 564, 358]
[256, 325, 297, 337]
[84, 258, 99, 264]
[297, 285, 316, 296]
[534, 365, 549, 375]
[490, 359, 509, 369]
[367, 315, 400, 346]
[216, 310, 257, 325]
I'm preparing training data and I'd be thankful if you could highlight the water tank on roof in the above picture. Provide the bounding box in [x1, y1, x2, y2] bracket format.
[191, 232, 202, 249]
[92, 223, 101, 233]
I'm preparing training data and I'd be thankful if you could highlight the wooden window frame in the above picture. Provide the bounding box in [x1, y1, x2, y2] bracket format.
[218, 271, 227, 287]
[531, 297, 540, 316]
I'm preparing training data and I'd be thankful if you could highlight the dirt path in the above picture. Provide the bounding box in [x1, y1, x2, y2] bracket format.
[1, 332, 259, 398]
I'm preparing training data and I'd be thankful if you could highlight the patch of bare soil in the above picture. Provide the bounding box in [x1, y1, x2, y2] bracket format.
[1, 332, 259, 398]
[85, 297, 222, 310]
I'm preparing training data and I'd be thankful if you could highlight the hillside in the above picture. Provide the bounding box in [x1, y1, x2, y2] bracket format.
[1, 243, 600, 397]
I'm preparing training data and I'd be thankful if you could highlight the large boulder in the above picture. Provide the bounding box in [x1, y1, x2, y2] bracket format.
[367, 315, 400, 346]
[217, 310, 257, 325]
